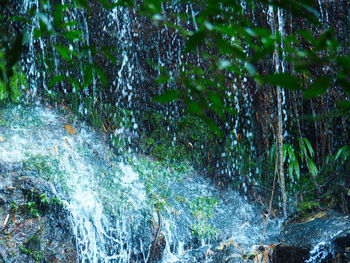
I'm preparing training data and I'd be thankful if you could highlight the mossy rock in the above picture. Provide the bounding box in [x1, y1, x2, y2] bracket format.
[284, 201, 322, 225]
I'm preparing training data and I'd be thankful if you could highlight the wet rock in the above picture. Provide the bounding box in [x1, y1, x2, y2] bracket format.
[272, 244, 310, 263]
[0, 163, 76, 263]
[329, 229, 350, 262]
[0, 194, 5, 205]
[181, 245, 214, 262]
[272, 210, 350, 263]
[149, 231, 166, 262]
[0, 161, 23, 173]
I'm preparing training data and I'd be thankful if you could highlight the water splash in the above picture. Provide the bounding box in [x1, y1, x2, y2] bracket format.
[306, 242, 333, 263]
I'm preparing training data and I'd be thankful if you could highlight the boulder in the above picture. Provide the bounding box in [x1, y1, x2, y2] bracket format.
[272, 210, 350, 263]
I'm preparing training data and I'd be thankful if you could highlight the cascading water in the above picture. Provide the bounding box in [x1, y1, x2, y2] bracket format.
[0, 105, 150, 262]
[0, 104, 282, 262]
[3, 1, 283, 262]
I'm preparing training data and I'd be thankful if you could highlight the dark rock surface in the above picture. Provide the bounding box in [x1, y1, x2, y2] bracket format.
[0, 161, 76, 263]
[272, 210, 350, 263]
[171, 240, 274, 263]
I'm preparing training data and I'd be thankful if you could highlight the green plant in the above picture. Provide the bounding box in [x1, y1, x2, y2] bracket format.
[20, 244, 43, 263]
[283, 143, 300, 182]
[39, 193, 49, 204]
[52, 196, 63, 205]
[10, 200, 18, 212]
[0, 64, 26, 103]
[296, 201, 321, 216]
[189, 196, 219, 239]
[333, 145, 350, 165]
[22, 154, 69, 194]
[27, 201, 40, 218]
[191, 222, 219, 239]
[141, 112, 214, 169]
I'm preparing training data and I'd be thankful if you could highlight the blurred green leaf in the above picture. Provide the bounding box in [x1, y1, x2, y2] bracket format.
[156, 75, 170, 85]
[203, 116, 222, 137]
[153, 90, 180, 103]
[55, 45, 75, 61]
[73, 0, 89, 8]
[185, 30, 206, 52]
[245, 62, 257, 76]
[294, 158, 300, 180]
[304, 76, 331, 99]
[265, 73, 301, 90]
[288, 160, 294, 178]
[306, 156, 318, 176]
[67, 77, 80, 89]
[38, 12, 52, 31]
[0, 81, 8, 100]
[9, 70, 25, 102]
[82, 64, 93, 87]
[297, 29, 317, 46]
[186, 99, 203, 115]
[95, 64, 107, 87]
[49, 75, 66, 88]
[337, 100, 350, 112]
[63, 30, 82, 40]
[303, 138, 314, 157]
[61, 21, 78, 28]
[33, 28, 43, 39]
[334, 146, 350, 161]
[101, 47, 118, 65]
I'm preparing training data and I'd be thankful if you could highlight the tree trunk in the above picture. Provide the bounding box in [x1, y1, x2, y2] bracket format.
[270, 6, 287, 217]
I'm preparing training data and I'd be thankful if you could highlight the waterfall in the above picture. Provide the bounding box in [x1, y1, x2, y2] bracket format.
[3, 0, 348, 262]
[0, 104, 281, 262]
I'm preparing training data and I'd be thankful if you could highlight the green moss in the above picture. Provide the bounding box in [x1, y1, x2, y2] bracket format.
[20, 235, 43, 263]
[296, 201, 321, 216]
[191, 222, 219, 239]
[22, 153, 70, 196]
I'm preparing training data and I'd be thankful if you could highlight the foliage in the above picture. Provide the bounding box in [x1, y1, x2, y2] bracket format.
[131, 154, 188, 212]
[24, 189, 63, 219]
[132, 0, 350, 136]
[333, 145, 350, 165]
[266, 137, 318, 188]
[141, 112, 214, 168]
[26, 201, 41, 218]
[23, 154, 62, 181]
[19, 242, 43, 263]
[189, 196, 219, 239]
[0, 56, 27, 102]
[296, 201, 320, 216]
